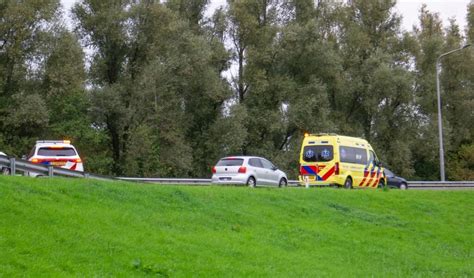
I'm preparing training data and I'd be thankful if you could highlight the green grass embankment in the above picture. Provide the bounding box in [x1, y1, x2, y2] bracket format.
[0, 176, 472, 276]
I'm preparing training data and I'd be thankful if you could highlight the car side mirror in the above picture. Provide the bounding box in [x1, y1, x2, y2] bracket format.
[272, 166, 278, 171]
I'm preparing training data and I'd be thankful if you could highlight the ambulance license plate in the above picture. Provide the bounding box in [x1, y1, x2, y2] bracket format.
[51, 161, 66, 166]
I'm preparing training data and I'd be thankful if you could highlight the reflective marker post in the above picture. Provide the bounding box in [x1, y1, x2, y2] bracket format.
[304, 176, 309, 189]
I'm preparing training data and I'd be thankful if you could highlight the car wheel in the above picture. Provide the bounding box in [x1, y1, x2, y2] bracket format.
[247, 177, 256, 188]
[344, 177, 352, 189]
[278, 178, 287, 188]
[400, 182, 408, 190]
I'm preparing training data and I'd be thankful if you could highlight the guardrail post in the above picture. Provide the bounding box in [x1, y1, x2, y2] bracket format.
[48, 165, 54, 177]
[84, 173, 90, 178]
[9, 158, 16, 176]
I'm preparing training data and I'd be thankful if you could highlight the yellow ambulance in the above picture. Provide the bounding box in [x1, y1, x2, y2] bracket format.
[298, 133, 386, 188]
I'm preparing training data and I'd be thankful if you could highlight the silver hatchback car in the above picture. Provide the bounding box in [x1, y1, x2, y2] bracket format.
[211, 156, 288, 187]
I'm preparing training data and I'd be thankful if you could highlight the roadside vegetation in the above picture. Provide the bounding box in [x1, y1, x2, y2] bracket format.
[1, 177, 472, 276]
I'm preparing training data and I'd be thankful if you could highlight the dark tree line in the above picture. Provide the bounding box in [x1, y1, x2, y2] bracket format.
[0, 0, 473, 180]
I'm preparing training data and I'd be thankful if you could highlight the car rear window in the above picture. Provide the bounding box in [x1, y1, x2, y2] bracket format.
[38, 147, 77, 157]
[303, 146, 334, 162]
[216, 158, 244, 166]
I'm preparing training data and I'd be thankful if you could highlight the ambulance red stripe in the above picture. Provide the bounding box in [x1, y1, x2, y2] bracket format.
[358, 170, 370, 187]
[371, 170, 381, 187]
[322, 166, 336, 180]
[364, 171, 376, 187]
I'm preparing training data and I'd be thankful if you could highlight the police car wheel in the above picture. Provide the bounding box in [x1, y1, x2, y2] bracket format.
[400, 183, 408, 190]
[247, 177, 256, 188]
[2, 167, 10, 175]
[344, 177, 352, 189]
[278, 178, 287, 188]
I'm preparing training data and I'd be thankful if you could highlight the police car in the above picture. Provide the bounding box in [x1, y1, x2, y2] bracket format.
[0, 151, 10, 175]
[27, 140, 83, 176]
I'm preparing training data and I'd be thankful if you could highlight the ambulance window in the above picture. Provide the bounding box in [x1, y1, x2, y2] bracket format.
[303, 146, 333, 162]
[370, 151, 380, 166]
[369, 151, 375, 163]
[339, 146, 367, 165]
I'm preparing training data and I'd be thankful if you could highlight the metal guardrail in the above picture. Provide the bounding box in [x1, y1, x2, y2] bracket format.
[116, 177, 474, 189]
[117, 177, 301, 185]
[2, 154, 473, 189]
[0, 154, 114, 181]
[117, 177, 301, 186]
[406, 181, 474, 190]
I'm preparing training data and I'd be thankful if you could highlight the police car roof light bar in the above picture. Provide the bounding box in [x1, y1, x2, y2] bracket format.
[36, 140, 71, 144]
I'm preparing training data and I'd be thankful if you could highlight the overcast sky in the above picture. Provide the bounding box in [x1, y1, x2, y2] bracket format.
[60, 0, 471, 33]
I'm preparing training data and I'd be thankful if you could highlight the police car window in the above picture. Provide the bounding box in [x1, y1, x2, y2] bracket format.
[38, 147, 77, 156]
[217, 159, 244, 166]
[303, 146, 333, 162]
[249, 158, 263, 168]
[339, 146, 367, 165]
[28, 147, 36, 159]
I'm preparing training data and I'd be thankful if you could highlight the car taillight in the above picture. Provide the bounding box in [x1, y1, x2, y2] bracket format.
[74, 158, 82, 163]
[238, 166, 247, 173]
[335, 162, 340, 175]
[299, 165, 303, 175]
[212, 166, 216, 174]
[31, 158, 40, 164]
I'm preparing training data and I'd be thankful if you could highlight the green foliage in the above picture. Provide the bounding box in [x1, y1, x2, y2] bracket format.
[0, 0, 472, 180]
[447, 144, 474, 180]
[0, 177, 472, 276]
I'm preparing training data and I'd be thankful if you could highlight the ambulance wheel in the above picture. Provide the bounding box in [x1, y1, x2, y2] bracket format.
[344, 177, 353, 189]
[378, 179, 385, 189]
[278, 178, 287, 188]
[247, 177, 256, 188]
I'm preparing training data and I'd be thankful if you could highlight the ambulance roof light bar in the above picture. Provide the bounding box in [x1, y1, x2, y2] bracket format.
[305, 133, 339, 137]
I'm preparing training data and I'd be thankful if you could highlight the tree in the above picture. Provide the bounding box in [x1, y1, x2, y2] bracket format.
[73, 0, 132, 175]
[0, 0, 62, 155]
[73, 0, 229, 177]
[322, 0, 417, 176]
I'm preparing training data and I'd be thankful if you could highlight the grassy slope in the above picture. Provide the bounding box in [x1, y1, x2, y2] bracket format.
[0, 177, 472, 277]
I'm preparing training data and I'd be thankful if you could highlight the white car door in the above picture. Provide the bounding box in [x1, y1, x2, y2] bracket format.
[260, 159, 279, 185]
[248, 158, 268, 185]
